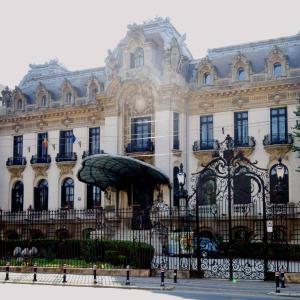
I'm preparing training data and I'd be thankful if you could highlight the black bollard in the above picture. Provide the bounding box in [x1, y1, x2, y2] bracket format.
[93, 264, 97, 284]
[63, 264, 67, 283]
[125, 265, 130, 285]
[33, 264, 37, 282]
[160, 266, 165, 287]
[173, 269, 177, 284]
[280, 267, 285, 288]
[275, 271, 280, 293]
[5, 262, 9, 281]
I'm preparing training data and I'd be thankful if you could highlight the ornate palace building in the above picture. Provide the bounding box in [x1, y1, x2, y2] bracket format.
[0, 17, 299, 230]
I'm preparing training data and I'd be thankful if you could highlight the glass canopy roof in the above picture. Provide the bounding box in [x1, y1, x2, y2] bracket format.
[77, 154, 171, 190]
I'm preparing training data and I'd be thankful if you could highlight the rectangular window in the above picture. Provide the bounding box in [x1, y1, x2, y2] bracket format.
[200, 115, 213, 150]
[13, 136, 23, 157]
[37, 132, 48, 158]
[131, 117, 151, 151]
[234, 111, 248, 146]
[173, 112, 180, 150]
[59, 130, 73, 157]
[271, 107, 287, 144]
[89, 127, 100, 155]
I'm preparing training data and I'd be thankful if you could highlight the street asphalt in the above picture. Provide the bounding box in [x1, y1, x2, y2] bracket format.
[1, 272, 300, 299]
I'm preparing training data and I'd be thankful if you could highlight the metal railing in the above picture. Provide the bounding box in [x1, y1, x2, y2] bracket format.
[6, 156, 27, 166]
[234, 136, 256, 148]
[192, 140, 219, 151]
[30, 155, 51, 164]
[263, 133, 294, 146]
[125, 140, 154, 153]
[55, 152, 77, 162]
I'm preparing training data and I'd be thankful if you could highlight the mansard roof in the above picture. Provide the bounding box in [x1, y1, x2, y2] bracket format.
[19, 60, 106, 104]
[188, 31, 300, 81]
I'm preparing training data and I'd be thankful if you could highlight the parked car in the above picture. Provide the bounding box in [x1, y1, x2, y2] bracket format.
[193, 237, 219, 258]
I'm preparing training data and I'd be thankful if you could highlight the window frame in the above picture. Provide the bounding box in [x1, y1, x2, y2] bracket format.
[234, 111, 249, 146]
[59, 130, 74, 158]
[61, 177, 74, 209]
[237, 67, 246, 81]
[173, 112, 180, 150]
[273, 62, 282, 77]
[131, 116, 151, 151]
[270, 107, 287, 144]
[200, 115, 214, 150]
[89, 127, 100, 155]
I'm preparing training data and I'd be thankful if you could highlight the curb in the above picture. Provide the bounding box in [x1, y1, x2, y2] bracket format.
[268, 292, 300, 298]
[1, 280, 175, 291]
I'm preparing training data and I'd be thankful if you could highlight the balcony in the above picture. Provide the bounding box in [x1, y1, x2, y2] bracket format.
[6, 156, 27, 177]
[125, 140, 154, 164]
[192, 140, 219, 164]
[30, 154, 51, 164]
[125, 140, 154, 153]
[234, 136, 256, 156]
[55, 152, 77, 163]
[6, 156, 27, 166]
[82, 149, 104, 159]
[263, 133, 294, 162]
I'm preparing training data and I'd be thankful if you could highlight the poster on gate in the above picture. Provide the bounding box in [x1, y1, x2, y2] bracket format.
[168, 232, 194, 256]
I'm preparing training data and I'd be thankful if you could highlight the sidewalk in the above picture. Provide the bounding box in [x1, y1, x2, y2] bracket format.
[1, 272, 300, 297]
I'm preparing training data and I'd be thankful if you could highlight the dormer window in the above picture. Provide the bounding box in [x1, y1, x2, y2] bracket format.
[273, 63, 282, 77]
[16, 99, 23, 110]
[66, 92, 72, 104]
[203, 73, 211, 85]
[237, 68, 246, 81]
[130, 48, 144, 68]
[41, 95, 47, 107]
[88, 83, 98, 101]
[99, 82, 104, 92]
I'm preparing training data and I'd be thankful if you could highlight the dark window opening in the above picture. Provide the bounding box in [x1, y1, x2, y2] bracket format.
[11, 181, 23, 212]
[234, 111, 248, 146]
[233, 167, 251, 204]
[87, 184, 101, 209]
[173, 112, 179, 150]
[200, 115, 214, 149]
[61, 177, 74, 209]
[34, 179, 48, 211]
[271, 107, 287, 144]
[270, 164, 289, 204]
[89, 127, 100, 155]
[131, 117, 151, 151]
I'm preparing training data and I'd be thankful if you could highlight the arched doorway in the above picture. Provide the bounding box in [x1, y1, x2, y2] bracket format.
[61, 178, 74, 209]
[34, 179, 48, 211]
[11, 181, 23, 212]
[270, 163, 289, 203]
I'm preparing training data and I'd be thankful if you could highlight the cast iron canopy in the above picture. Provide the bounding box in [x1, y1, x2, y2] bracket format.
[77, 154, 171, 190]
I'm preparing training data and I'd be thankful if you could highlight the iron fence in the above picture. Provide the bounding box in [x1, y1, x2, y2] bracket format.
[0, 206, 299, 279]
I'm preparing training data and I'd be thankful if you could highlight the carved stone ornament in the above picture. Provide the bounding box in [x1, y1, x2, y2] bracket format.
[7, 165, 25, 180]
[194, 150, 215, 165]
[232, 96, 249, 108]
[31, 164, 50, 180]
[57, 161, 76, 177]
[264, 144, 292, 163]
[13, 123, 23, 133]
[199, 102, 214, 112]
[37, 119, 48, 130]
[62, 116, 73, 127]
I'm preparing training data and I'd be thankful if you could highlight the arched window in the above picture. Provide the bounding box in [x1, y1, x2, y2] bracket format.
[89, 83, 98, 101]
[270, 163, 289, 204]
[65, 92, 72, 104]
[87, 184, 101, 209]
[11, 181, 23, 212]
[237, 67, 246, 81]
[131, 48, 144, 68]
[196, 170, 216, 206]
[173, 166, 180, 206]
[273, 62, 282, 77]
[40, 95, 47, 107]
[61, 178, 74, 209]
[203, 73, 211, 85]
[34, 179, 48, 211]
[16, 99, 22, 110]
[233, 166, 251, 204]
[99, 82, 105, 92]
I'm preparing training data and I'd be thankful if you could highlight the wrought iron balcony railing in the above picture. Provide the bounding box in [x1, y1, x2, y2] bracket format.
[125, 140, 154, 153]
[263, 133, 294, 146]
[30, 154, 51, 164]
[234, 136, 256, 148]
[55, 152, 77, 163]
[6, 156, 27, 166]
[192, 140, 220, 151]
[82, 149, 104, 159]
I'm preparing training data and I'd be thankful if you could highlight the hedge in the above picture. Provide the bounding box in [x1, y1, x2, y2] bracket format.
[0, 239, 154, 269]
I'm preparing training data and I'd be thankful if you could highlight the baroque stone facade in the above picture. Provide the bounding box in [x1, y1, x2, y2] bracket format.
[0, 17, 299, 212]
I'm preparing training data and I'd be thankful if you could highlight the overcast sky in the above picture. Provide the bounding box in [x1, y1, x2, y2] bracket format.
[1, 0, 300, 87]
